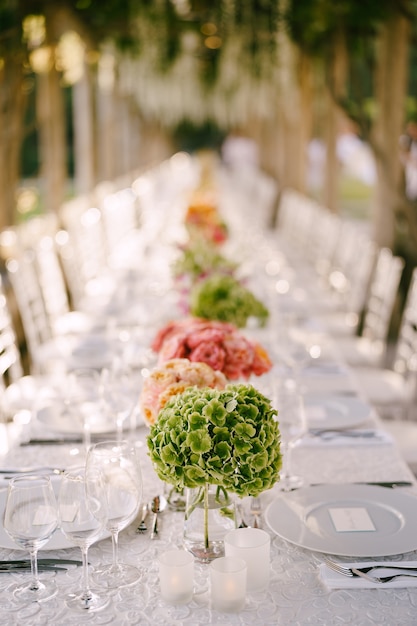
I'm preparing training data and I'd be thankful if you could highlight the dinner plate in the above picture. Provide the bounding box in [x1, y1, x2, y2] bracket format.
[265, 484, 417, 557]
[304, 395, 371, 430]
[36, 402, 116, 435]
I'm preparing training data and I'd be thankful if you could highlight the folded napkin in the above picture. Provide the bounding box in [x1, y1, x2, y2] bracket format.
[320, 560, 417, 589]
[300, 429, 393, 447]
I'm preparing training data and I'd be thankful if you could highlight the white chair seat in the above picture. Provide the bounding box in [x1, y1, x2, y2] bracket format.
[353, 366, 414, 407]
[335, 336, 384, 367]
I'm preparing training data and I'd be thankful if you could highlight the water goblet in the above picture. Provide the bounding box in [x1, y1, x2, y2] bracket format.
[273, 385, 307, 491]
[86, 440, 142, 589]
[3, 474, 59, 603]
[58, 466, 109, 612]
[99, 361, 139, 443]
[67, 368, 102, 452]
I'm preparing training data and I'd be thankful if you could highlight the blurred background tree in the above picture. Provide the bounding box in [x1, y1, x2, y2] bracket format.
[0, 0, 416, 279]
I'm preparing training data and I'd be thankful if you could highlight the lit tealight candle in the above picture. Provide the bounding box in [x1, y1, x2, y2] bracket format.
[158, 549, 194, 604]
[210, 556, 247, 612]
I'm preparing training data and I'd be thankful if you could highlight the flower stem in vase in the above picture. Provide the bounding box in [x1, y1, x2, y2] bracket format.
[183, 484, 235, 564]
[204, 482, 209, 551]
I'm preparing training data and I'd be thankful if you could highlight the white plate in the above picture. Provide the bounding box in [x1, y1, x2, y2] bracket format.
[36, 403, 116, 435]
[304, 395, 371, 430]
[265, 484, 417, 557]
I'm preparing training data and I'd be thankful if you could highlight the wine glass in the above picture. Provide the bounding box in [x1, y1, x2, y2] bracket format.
[67, 368, 102, 453]
[58, 466, 109, 612]
[99, 360, 140, 443]
[273, 384, 307, 491]
[86, 440, 142, 589]
[3, 474, 59, 603]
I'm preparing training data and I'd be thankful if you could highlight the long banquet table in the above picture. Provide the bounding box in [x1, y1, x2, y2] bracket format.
[1, 156, 417, 625]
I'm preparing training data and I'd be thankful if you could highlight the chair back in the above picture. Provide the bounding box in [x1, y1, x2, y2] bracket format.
[362, 248, 405, 357]
[6, 252, 52, 367]
[393, 268, 417, 385]
[0, 274, 24, 388]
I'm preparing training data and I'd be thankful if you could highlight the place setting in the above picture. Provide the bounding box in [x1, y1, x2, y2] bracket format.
[0, 439, 144, 613]
[263, 478, 417, 590]
[300, 393, 394, 446]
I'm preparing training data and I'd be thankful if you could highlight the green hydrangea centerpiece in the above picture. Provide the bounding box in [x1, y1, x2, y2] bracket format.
[147, 383, 282, 498]
[190, 273, 269, 328]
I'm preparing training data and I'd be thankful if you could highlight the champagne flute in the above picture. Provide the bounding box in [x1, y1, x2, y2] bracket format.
[58, 466, 109, 612]
[86, 440, 142, 589]
[273, 384, 307, 491]
[3, 474, 59, 603]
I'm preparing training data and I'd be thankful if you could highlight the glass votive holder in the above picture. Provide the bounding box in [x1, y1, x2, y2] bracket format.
[210, 556, 247, 612]
[224, 527, 270, 591]
[158, 549, 194, 604]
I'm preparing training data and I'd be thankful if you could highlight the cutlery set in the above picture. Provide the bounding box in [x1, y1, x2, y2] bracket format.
[322, 556, 417, 584]
[135, 496, 167, 537]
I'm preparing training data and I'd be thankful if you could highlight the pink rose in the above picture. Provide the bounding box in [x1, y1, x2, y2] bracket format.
[188, 341, 226, 372]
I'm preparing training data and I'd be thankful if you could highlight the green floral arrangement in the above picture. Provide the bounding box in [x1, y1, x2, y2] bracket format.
[190, 273, 269, 328]
[172, 237, 237, 282]
[147, 384, 282, 498]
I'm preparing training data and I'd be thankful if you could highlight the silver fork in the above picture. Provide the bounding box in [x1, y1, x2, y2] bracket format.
[135, 503, 148, 534]
[322, 556, 417, 584]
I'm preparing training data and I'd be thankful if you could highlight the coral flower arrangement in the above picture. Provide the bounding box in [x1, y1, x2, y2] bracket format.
[147, 384, 282, 498]
[151, 318, 272, 381]
[184, 191, 228, 245]
[139, 358, 227, 426]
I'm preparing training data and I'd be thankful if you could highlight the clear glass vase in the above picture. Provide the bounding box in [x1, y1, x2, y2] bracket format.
[183, 483, 236, 563]
[164, 483, 186, 512]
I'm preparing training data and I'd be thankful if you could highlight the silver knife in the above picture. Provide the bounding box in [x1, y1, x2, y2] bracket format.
[0, 564, 68, 572]
[0, 559, 82, 566]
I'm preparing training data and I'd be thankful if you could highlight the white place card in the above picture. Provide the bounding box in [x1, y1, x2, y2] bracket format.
[328, 507, 376, 532]
[33, 505, 58, 526]
[59, 503, 79, 523]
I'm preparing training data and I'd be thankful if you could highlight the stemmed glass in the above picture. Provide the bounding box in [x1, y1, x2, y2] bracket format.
[3, 474, 59, 603]
[99, 360, 140, 443]
[86, 440, 142, 589]
[62, 368, 102, 453]
[273, 384, 307, 491]
[58, 466, 109, 612]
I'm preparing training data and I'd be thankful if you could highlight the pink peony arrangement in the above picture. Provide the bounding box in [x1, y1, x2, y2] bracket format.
[151, 317, 272, 381]
[139, 358, 227, 426]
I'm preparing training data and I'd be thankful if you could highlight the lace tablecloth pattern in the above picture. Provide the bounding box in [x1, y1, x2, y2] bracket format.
[0, 422, 416, 626]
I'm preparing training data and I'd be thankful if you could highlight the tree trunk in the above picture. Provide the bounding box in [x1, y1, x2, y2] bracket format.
[72, 61, 96, 194]
[36, 57, 67, 214]
[0, 54, 26, 228]
[323, 29, 348, 213]
[370, 10, 410, 249]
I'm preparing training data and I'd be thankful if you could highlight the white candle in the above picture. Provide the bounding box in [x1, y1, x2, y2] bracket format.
[210, 556, 247, 612]
[224, 527, 270, 591]
[158, 549, 194, 604]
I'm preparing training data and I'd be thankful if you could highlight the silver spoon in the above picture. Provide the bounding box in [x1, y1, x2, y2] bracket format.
[150, 495, 167, 539]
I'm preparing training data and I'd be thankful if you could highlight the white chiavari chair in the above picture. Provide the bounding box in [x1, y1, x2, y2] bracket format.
[351, 268, 417, 470]
[0, 275, 24, 390]
[335, 248, 405, 367]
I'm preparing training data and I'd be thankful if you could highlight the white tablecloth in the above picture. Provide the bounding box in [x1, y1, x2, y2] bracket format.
[1, 161, 417, 624]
